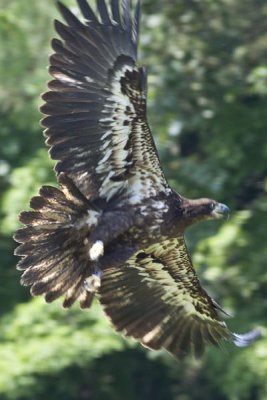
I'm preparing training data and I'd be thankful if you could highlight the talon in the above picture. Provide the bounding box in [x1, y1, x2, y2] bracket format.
[89, 240, 104, 261]
[85, 271, 102, 291]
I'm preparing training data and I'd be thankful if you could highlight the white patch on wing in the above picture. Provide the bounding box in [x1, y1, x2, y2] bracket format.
[91, 64, 169, 202]
[126, 122, 167, 203]
[84, 76, 95, 83]
[128, 172, 158, 204]
[142, 325, 162, 344]
[96, 65, 135, 200]
[51, 72, 82, 85]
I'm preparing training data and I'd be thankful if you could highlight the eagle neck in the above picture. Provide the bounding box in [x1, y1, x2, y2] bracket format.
[179, 197, 210, 229]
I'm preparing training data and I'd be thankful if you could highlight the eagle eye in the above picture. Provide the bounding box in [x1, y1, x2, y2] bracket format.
[210, 202, 216, 211]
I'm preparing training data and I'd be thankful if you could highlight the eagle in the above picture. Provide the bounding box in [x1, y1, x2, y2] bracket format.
[14, 0, 260, 358]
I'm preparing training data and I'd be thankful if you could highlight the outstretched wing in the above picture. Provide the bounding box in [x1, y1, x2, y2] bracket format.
[41, 0, 168, 201]
[99, 237, 260, 357]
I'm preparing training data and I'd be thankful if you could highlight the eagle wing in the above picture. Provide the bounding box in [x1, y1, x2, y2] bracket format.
[99, 237, 259, 357]
[41, 0, 169, 201]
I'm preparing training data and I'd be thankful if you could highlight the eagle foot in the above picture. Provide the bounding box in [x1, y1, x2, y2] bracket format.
[85, 268, 102, 291]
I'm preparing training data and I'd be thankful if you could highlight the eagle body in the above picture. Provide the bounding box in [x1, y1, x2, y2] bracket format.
[92, 190, 178, 251]
[14, 0, 260, 358]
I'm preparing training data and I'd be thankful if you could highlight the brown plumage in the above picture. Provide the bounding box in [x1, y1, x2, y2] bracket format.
[14, 0, 260, 358]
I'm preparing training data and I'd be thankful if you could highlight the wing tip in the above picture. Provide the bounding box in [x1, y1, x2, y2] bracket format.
[56, 1, 82, 27]
[56, 0, 66, 12]
[77, 0, 99, 23]
[134, 0, 141, 41]
[233, 327, 262, 348]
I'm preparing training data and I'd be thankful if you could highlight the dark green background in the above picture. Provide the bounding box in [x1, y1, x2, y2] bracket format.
[1, 0, 267, 398]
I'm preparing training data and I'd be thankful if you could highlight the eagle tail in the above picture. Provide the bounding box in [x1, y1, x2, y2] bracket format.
[14, 173, 100, 309]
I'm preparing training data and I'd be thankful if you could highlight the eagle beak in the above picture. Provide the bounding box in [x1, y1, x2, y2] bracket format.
[212, 203, 230, 220]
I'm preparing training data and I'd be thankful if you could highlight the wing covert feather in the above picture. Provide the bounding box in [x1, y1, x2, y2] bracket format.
[99, 237, 258, 357]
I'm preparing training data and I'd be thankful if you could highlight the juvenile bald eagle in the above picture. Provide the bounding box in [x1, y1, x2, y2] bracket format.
[14, 0, 260, 358]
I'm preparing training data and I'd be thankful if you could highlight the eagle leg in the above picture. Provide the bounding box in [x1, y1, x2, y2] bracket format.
[85, 264, 102, 291]
[88, 210, 137, 261]
[86, 244, 137, 292]
[98, 245, 138, 269]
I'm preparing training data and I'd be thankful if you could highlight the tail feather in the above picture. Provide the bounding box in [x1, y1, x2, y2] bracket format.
[63, 280, 94, 309]
[14, 174, 100, 308]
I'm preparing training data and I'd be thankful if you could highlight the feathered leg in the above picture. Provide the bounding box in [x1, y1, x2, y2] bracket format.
[88, 210, 137, 262]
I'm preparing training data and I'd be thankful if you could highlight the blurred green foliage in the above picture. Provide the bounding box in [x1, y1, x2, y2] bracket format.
[1, 0, 267, 399]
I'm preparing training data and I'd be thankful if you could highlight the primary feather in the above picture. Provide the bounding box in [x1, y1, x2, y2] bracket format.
[14, 0, 260, 358]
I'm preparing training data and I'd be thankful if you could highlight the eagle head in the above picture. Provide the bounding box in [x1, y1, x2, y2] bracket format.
[182, 198, 230, 226]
